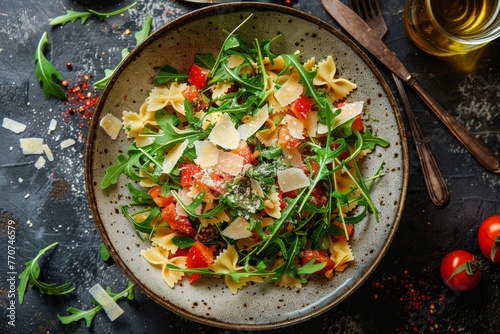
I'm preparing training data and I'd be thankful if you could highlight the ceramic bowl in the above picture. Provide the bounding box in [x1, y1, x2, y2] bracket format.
[85, 3, 409, 330]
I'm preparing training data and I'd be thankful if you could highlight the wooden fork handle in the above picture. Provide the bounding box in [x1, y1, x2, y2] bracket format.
[407, 76, 500, 174]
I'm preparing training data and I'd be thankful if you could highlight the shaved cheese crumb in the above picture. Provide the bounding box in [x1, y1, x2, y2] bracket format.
[20, 138, 44, 155]
[89, 283, 124, 321]
[215, 151, 244, 176]
[274, 71, 303, 106]
[2, 117, 26, 134]
[18, 178, 23, 183]
[194, 141, 218, 167]
[282, 114, 304, 139]
[208, 113, 240, 149]
[42, 144, 54, 161]
[100, 113, 122, 140]
[34, 156, 46, 169]
[162, 139, 188, 174]
[48, 119, 57, 134]
[60, 138, 76, 149]
[277, 168, 310, 192]
[221, 217, 252, 240]
[250, 178, 264, 198]
[237, 104, 269, 139]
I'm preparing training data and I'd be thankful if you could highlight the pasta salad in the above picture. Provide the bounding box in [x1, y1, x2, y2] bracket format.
[101, 19, 389, 294]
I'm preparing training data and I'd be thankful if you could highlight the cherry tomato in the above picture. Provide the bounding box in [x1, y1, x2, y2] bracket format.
[440, 250, 481, 291]
[187, 64, 210, 90]
[302, 249, 335, 274]
[186, 241, 214, 283]
[478, 215, 500, 262]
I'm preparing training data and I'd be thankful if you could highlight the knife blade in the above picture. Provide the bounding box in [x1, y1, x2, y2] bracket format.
[321, 0, 500, 173]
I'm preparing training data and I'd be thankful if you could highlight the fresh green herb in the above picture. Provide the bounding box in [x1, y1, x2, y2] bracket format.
[94, 15, 152, 89]
[17, 242, 74, 304]
[49, 2, 137, 26]
[35, 32, 66, 100]
[58, 281, 134, 327]
[99, 243, 111, 262]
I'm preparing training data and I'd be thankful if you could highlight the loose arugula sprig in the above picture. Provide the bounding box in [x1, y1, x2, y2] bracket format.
[17, 242, 74, 304]
[49, 2, 137, 26]
[35, 32, 66, 100]
[94, 15, 152, 89]
[58, 281, 134, 327]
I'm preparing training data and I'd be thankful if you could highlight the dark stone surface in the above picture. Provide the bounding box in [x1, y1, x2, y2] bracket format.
[0, 0, 498, 333]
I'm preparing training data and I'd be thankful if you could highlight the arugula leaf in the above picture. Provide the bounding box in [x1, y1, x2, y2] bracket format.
[18, 242, 74, 304]
[94, 15, 152, 89]
[34, 32, 66, 100]
[99, 243, 111, 262]
[154, 65, 188, 86]
[49, 2, 137, 26]
[58, 281, 134, 327]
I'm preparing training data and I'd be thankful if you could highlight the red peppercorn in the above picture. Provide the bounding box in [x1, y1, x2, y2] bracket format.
[66, 62, 73, 70]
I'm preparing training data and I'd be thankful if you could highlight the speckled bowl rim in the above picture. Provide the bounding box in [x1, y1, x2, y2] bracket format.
[85, 2, 409, 330]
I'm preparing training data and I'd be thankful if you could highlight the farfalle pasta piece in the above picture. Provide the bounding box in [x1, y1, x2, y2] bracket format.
[146, 83, 187, 114]
[208, 245, 263, 294]
[269, 259, 302, 289]
[328, 238, 354, 272]
[151, 228, 181, 254]
[313, 56, 357, 102]
[141, 246, 186, 288]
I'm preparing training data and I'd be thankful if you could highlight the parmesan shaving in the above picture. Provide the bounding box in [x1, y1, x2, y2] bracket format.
[237, 104, 269, 139]
[42, 144, 54, 161]
[221, 217, 253, 240]
[20, 138, 44, 155]
[281, 114, 304, 139]
[48, 119, 57, 134]
[2, 117, 26, 134]
[273, 70, 303, 106]
[334, 101, 364, 128]
[100, 113, 122, 140]
[88, 283, 124, 321]
[208, 113, 240, 149]
[215, 151, 244, 176]
[162, 140, 188, 174]
[34, 156, 46, 169]
[60, 139, 75, 149]
[277, 168, 310, 192]
[194, 140, 218, 167]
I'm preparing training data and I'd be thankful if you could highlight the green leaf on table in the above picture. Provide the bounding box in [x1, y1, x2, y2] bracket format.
[17, 242, 74, 304]
[49, 2, 138, 26]
[99, 243, 111, 262]
[35, 32, 66, 100]
[94, 15, 152, 89]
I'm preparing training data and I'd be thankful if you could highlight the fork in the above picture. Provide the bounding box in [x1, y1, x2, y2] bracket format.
[349, 0, 450, 206]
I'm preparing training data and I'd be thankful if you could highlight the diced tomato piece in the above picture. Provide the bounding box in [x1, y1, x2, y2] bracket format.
[278, 126, 301, 149]
[310, 183, 327, 207]
[161, 203, 196, 237]
[171, 247, 190, 257]
[301, 249, 335, 274]
[148, 186, 175, 207]
[180, 163, 203, 187]
[182, 85, 200, 102]
[333, 220, 354, 241]
[351, 115, 364, 132]
[186, 241, 214, 283]
[334, 101, 346, 108]
[290, 95, 314, 120]
[188, 64, 210, 90]
[231, 140, 257, 165]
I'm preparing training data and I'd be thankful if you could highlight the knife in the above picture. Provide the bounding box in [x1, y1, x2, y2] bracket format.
[321, 0, 500, 174]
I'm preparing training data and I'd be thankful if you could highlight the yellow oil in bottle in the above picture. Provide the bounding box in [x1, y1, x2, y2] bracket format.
[405, 0, 500, 56]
